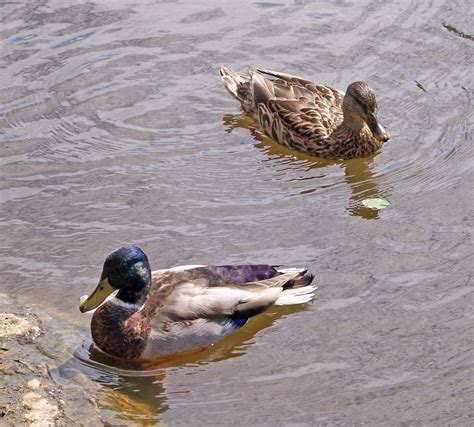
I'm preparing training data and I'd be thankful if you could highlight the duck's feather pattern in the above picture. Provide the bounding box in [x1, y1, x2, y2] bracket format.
[220, 66, 388, 159]
[88, 255, 316, 360]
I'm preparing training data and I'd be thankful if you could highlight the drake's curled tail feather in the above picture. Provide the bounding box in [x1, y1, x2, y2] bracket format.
[274, 267, 317, 305]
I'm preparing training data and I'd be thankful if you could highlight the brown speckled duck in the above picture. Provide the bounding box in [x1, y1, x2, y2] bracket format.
[80, 245, 317, 360]
[220, 66, 390, 159]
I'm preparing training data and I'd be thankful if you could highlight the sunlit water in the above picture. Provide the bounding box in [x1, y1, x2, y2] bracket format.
[1, 0, 473, 425]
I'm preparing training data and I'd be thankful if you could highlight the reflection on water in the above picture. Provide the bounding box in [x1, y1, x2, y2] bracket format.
[223, 113, 389, 219]
[51, 356, 168, 424]
[54, 305, 308, 424]
[343, 156, 391, 219]
[89, 369, 168, 425]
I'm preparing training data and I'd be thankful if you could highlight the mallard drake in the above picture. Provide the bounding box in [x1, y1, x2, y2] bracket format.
[79, 245, 317, 360]
[220, 66, 390, 159]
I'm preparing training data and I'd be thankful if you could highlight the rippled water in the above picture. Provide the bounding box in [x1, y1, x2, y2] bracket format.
[1, 0, 473, 425]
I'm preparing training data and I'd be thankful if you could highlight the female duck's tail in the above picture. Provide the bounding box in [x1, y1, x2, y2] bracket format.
[220, 66, 251, 102]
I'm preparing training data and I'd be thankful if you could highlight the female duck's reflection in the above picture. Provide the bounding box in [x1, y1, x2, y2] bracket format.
[223, 113, 390, 220]
[51, 304, 309, 424]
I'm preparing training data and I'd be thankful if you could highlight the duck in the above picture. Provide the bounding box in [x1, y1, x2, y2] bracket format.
[79, 245, 317, 360]
[220, 66, 390, 159]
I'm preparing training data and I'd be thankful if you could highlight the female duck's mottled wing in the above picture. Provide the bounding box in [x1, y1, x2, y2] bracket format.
[256, 68, 345, 106]
[251, 69, 344, 145]
[146, 267, 308, 322]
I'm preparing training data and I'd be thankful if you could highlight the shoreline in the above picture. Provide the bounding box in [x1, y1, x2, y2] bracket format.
[0, 294, 99, 426]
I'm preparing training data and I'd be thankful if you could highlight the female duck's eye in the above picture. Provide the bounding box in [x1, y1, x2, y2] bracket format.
[352, 96, 365, 111]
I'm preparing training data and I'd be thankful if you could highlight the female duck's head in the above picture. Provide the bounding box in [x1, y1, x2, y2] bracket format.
[80, 245, 152, 312]
[342, 81, 390, 143]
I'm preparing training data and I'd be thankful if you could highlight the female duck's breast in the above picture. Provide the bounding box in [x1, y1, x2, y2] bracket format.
[142, 317, 246, 358]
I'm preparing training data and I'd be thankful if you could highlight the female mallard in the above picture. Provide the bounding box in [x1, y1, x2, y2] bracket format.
[220, 66, 390, 159]
[80, 245, 316, 360]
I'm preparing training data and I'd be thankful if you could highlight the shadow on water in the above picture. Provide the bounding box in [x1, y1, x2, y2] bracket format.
[223, 113, 390, 220]
[51, 304, 310, 424]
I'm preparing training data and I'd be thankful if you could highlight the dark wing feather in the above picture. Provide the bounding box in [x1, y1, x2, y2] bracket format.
[153, 264, 281, 286]
[206, 265, 281, 284]
[257, 68, 318, 88]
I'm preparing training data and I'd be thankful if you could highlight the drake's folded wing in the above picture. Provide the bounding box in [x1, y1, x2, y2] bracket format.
[147, 271, 304, 321]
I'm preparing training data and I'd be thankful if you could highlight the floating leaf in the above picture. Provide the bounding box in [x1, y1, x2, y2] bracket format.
[361, 198, 390, 210]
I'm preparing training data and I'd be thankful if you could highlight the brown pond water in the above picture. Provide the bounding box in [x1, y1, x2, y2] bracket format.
[1, 0, 473, 425]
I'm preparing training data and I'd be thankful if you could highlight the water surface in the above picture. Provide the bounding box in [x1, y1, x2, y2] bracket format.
[1, 0, 473, 425]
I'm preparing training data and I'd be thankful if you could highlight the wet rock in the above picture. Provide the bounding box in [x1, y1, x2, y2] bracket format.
[0, 294, 100, 426]
[0, 313, 41, 338]
[21, 379, 59, 426]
